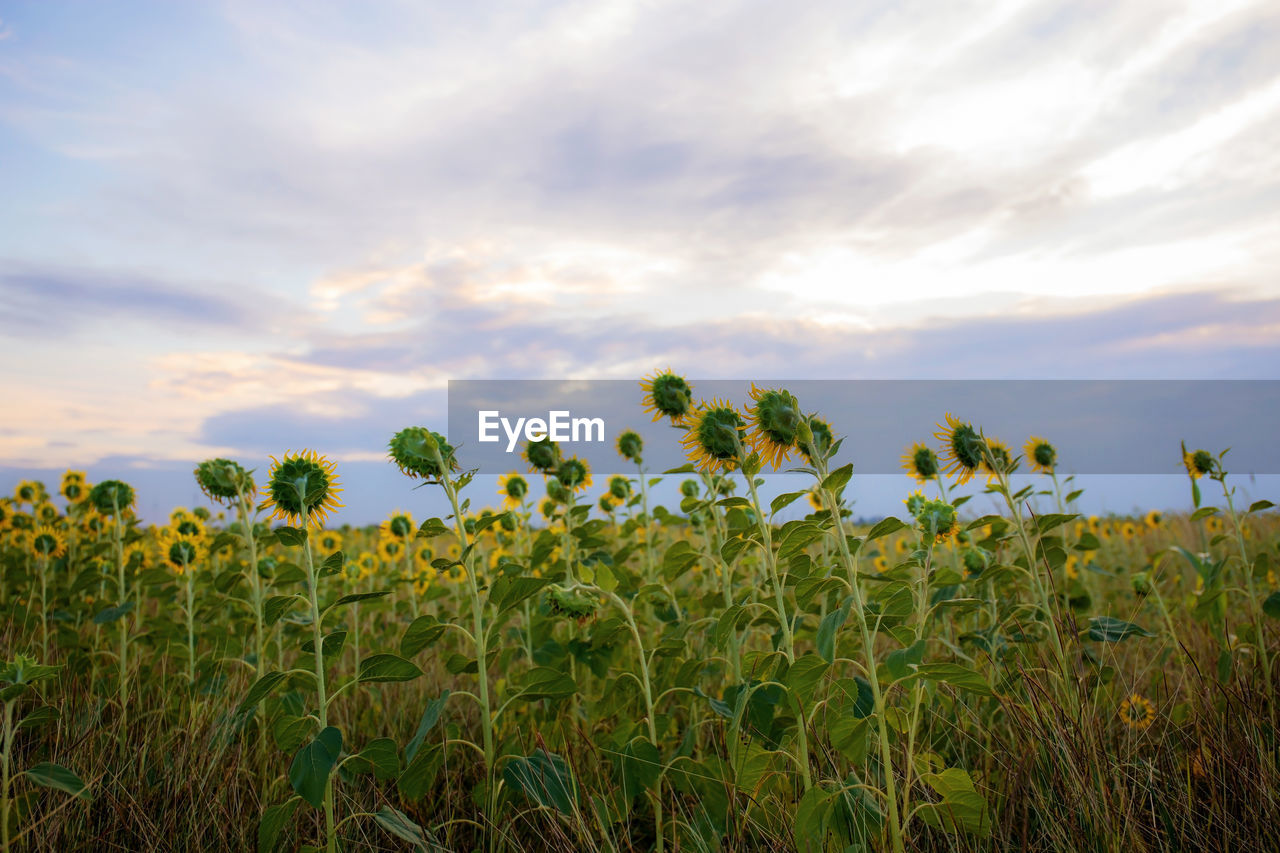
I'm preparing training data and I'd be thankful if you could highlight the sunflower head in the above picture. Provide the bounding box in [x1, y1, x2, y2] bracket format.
[0, 500, 10, 531]
[641, 370, 693, 425]
[523, 437, 562, 475]
[1182, 445, 1215, 480]
[981, 438, 1015, 479]
[30, 524, 68, 560]
[14, 480, 44, 506]
[747, 385, 802, 470]
[497, 472, 529, 508]
[799, 417, 834, 465]
[356, 551, 379, 579]
[905, 491, 959, 545]
[34, 502, 60, 525]
[599, 494, 617, 514]
[540, 498, 558, 520]
[89, 480, 136, 517]
[616, 430, 644, 464]
[261, 450, 343, 528]
[160, 529, 205, 575]
[902, 443, 939, 484]
[318, 529, 344, 553]
[412, 542, 434, 570]
[379, 536, 408, 565]
[1024, 437, 1056, 474]
[194, 458, 256, 505]
[1119, 693, 1155, 730]
[545, 584, 599, 623]
[679, 479, 700, 498]
[555, 457, 592, 493]
[170, 514, 206, 539]
[608, 475, 631, 501]
[1144, 509, 1163, 529]
[389, 427, 459, 480]
[60, 473, 89, 505]
[680, 399, 747, 473]
[380, 510, 415, 542]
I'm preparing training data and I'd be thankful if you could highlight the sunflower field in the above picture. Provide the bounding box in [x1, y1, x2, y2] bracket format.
[1, 375, 1278, 852]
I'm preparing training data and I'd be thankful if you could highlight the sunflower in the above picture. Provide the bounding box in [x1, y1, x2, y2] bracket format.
[555, 457, 593, 493]
[599, 493, 618, 514]
[806, 490, 825, 512]
[1121, 521, 1138, 540]
[901, 442, 939, 484]
[608, 475, 631, 501]
[1144, 509, 1163, 529]
[1182, 445, 1215, 480]
[799, 417, 834, 465]
[981, 438, 1014, 479]
[746, 385, 802, 470]
[680, 399, 747, 473]
[170, 513, 206, 540]
[123, 541, 150, 569]
[616, 429, 644, 463]
[33, 502, 61, 525]
[317, 529, 344, 553]
[193, 458, 256, 504]
[14, 480, 44, 506]
[388, 427, 458, 480]
[641, 370, 693, 425]
[159, 529, 205, 576]
[60, 472, 89, 505]
[261, 450, 343, 528]
[498, 472, 529, 508]
[0, 499, 11, 532]
[380, 510, 416, 542]
[89, 480, 136, 517]
[412, 542, 434, 571]
[540, 498, 558, 520]
[523, 437, 562, 476]
[872, 555, 889, 573]
[378, 537, 408, 565]
[935, 414, 984, 486]
[355, 551, 379, 580]
[1118, 693, 1155, 730]
[30, 524, 68, 560]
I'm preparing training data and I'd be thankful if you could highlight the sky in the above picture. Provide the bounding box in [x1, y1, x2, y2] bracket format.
[1, 0, 1278, 523]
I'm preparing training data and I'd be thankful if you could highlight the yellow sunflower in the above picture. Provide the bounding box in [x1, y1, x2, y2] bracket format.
[261, 449, 343, 528]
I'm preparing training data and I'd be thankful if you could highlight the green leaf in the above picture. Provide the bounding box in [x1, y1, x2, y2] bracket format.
[816, 597, 850, 663]
[289, 726, 343, 808]
[300, 631, 347, 663]
[405, 690, 450, 762]
[1085, 616, 1155, 642]
[92, 601, 135, 625]
[373, 806, 440, 851]
[23, 762, 90, 800]
[512, 667, 577, 701]
[358, 654, 423, 684]
[1190, 506, 1219, 521]
[397, 742, 444, 801]
[770, 490, 808, 516]
[318, 551, 345, 577]
[1249, 499, 1275, 514]
[616, 737, 662, 801]
[326, 590, 391, 612]
[1262, 592, 1280, 620]
[273, 715, 317, 753]
[662, 463, 695, 474]
[416, 518, 450, 539]
[785, 653, 830, 702]
[866, 517, 907, 541]
[275, 527, 308, 547]
[401, 615, 448, 657]
[822, 463, 853, 494]
[239, 671, 288, 713]
[504, 750, 578, 814]
[914, 663, 992, 696]
[834, 676, 874, 719]
[916, 768, 990, 837]
[492, 576, 554, 615]
[18, 706, 59, 730]
[1034, 513, 1078, 534]
[346, 737, 399, 781]
[264, 595, 299, 627]
[257, 797, 301, 853]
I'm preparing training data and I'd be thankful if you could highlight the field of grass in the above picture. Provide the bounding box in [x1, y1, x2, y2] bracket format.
[2, 380, 1277, 852]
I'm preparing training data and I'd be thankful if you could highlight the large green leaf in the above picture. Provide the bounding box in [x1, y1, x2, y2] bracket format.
[289, 726, 343, 808]
[504, 750, 578, 814]
[1085, 616, 1155, 642]
[23, 762, 90, 800]
[358, 654, 423, 683]
[257, 797, 301, 853]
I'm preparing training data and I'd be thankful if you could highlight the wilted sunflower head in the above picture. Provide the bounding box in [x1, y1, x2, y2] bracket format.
[555, 457, 592, 493]
[981, 438, 1015, 479]
[905, 492, 959, 545]
[30, 524, 68, 560]
[388, 427, 458, 480]
[747, 385, 802, 470]
[378, 510, 413, 542]
[1024, 437, 1056, 474]
[641, 370, 693, 425]
[935, 414, 984, 486]
[902, 443, 939, 484]
[799, 417, 834, 465]
[680, 399, 747, 473]
[1182, 445, 1215, 480]
[616, 430, 644, 464]
[523, 437, 562, 475]
[89, 480, 136, 517]
[262, 450, 343, 528]
[194, 458, 256, 505]
[498, 472, 529, 508]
